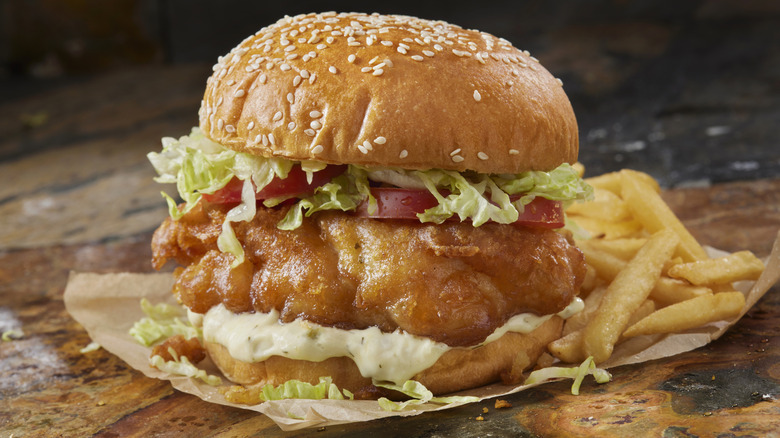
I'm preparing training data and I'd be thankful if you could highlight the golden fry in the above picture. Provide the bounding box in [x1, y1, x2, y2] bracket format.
[667, 251, 765, 285]
[563, 286, 606, 336]
[650, 277, 712, 307]
[586, 170, 660, 196]
[619, 169, 708, 262]
[548, 330, 585, 364]
[579, 238, 648, 262]
[566, 188, 632, 222]
[623, 292, 746, 338]
[579, 246, 626, 282]
[570, 216, 643, 240]
[582, 229, 679, 363]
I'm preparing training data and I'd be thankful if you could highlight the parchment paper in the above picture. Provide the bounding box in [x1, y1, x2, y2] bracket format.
[64, 232, 780, 431]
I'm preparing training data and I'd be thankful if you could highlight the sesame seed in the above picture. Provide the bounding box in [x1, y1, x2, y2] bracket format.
[509, 149, 520, 155]
[363, 140, 373, 151]
[380, 40, 393, 46]
[399, 149, 408, 158]
[262, 134, 269, 146]
[434, 44, 443, 51]
[397, 47, 407, 55]
[309, 73, 317, 84]
[247, 121, 255, 130]
[423, 50, 435, 57]
[300, 69, 310, 78]
[398, 43, 410, 50]
[286, 53, 298, 60]
[348, 41, 361, 47]
[284, 45, 296, 52]
[556, 78, 564, 86]
[475, 53, 486, 64]
[288, 122, 296, 130]
[530, 56, 539, 63]
[372, 69, 384, 76]
[225, 124, 235, 133]
[312, 145, 324, 154]
[451, 155, 465, 163]
[361, 67, 372, 73]
[310, 120, 322, 129]
[373, 62, 385, 70]
[293, 75, 302, 86]
[329, 66, 338, 74]
[317, 43, 327, 50]
[478, 152, 489, 160]
[268, 133, 276, 145]
[254, 134, 261, 143]
[450, 148, 462, 156]
[304, 129, 315, 136]
[473, 90, 482, 101]
[287, 92, 295, 104]
[259, 73, 268, 84]
[309, 110, 322, 118]
[227, 79, 235, 85]
[273, 111, 283, 121]
[280, 63, 291, 71]
[234, 89, 245, 97]
[374, 136, 386, 144]
[383, 58, 394, 67]
[326, 37, 335, 44]
[217, 119, 224, 130]
[348, 54, 356, 63]
[280, 38, 290, 46]
[298, 37, 307, 44]
[369, 56, 379, 65]
[358, 144, 369, 154]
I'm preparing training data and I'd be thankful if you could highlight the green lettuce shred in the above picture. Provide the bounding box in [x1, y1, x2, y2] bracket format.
[148, 128, 593, 262]
[523, 356, 611, 395]
[129, 298, 200, 347]
[374, 380, 480, 411]
[2, 329, 23, 341]
[150, 351, 222, 386]
[253, 377, 354, 402]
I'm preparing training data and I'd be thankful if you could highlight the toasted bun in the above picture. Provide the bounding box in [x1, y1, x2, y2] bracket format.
[199, 12, 577, 174]
[205, 316, 562, 398]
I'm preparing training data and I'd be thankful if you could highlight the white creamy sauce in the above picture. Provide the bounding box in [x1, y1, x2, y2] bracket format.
[201, 297, 584, 385]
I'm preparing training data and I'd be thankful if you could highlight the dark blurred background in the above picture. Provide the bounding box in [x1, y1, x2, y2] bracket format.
[1, 0, 779, 187]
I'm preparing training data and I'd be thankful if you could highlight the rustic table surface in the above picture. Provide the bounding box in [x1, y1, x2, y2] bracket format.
[2, 2, 780, 436]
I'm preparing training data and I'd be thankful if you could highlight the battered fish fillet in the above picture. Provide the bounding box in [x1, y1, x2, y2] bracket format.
[152, 203, 586, 347]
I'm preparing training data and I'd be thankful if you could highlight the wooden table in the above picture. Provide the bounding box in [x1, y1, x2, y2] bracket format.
[2, 61, 779, 438]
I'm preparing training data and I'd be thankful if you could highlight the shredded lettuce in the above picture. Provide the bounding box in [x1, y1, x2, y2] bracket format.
[79, 342, 101, 353]
[374, 380, 480, 411]
[251, 377, 354, 402]
[129, 298, 200, 347]
[148, 128, 593, 262]
[150, 351, 222, 386]
[523, 356, 611, 395]
[2, 329, 23, 341]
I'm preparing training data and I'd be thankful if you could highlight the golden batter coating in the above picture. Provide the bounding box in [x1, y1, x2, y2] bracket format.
[152, 203, 585, 347]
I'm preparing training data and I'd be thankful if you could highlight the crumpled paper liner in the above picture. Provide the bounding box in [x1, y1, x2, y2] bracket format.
[64, 232, 780, 431]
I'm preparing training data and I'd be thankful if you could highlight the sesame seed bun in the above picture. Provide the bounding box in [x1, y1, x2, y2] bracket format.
[205, 316, 562, 399]
[199, 12, 578, 174]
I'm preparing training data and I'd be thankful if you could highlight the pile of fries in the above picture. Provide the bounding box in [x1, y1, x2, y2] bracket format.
[554, 168, 765, 364]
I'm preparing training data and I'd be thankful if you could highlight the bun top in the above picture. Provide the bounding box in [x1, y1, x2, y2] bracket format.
[199, 12, 578, 174]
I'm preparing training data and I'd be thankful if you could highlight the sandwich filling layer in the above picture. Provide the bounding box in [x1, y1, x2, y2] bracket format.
[198, 298, 584, 384]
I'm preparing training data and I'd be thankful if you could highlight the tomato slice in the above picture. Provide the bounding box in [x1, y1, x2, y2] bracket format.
[202, 165, 347, 204]
[355, 188, 565, 228]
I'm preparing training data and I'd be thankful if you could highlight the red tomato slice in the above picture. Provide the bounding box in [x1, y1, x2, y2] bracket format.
[355, 188, 565, 228]
[202, 165, 347, 204]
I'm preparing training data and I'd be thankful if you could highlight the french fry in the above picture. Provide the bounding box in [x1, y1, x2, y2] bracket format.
[582, 229, 680, 363]
[623, 292, 746, 338]
[622, 300, 656, 338]
[580, 246, 626, 282]
[667, 251, 765, 285]
[586, 170, 660, 196]
[566, 188, 632, 222]
[572, 162, 585, 178]
[578, 238, 648, 262]
[649, 277, 712, 307]
[548, 330, 585, 364]
[563, 286, 607, 336]
[619, 169, 708, 262]
[579, 265, 601, 296]
[569, 216, 643, 240]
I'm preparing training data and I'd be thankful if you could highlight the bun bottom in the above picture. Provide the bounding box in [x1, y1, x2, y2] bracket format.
[205, 316, 562, 399]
